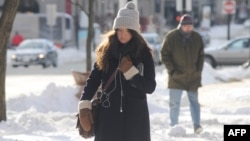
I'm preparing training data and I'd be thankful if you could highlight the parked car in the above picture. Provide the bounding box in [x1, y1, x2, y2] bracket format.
[11, 39, 58, 68]
[142, 32, 162, 65]
[243, 19, 250, 28]
[199, 31, 210, 46]
[204, 36, 250, 68]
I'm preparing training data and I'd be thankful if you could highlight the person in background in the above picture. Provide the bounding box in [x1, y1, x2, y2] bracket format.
[160, 14, 204, 134]
[11, 31, 24, 47]
[78, 1, 156, 141]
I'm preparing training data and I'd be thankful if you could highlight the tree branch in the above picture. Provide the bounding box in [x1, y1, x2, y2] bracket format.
[70, 0, 89, 16]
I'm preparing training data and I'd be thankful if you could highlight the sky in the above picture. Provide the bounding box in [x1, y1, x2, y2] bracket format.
[1, 24, 250, 141]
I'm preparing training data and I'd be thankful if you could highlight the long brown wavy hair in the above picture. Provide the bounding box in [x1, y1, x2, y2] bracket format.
[95, 29, 152, 72]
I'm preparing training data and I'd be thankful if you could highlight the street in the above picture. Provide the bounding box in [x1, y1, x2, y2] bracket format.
[5, 61, 164, 98]
[6, 60, 86, 76]
[6, 59, 165, 76]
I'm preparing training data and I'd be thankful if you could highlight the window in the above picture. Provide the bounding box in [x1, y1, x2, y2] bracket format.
[228, 38, 249, 49]
[66, 18, 70, 29]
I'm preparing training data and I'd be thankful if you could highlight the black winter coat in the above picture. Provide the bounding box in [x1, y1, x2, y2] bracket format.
[80, 43, 156, 141]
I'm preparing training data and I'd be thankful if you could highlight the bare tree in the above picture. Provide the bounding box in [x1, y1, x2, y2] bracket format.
[0, 0, 20, 121]
[71, 0, 95, 72]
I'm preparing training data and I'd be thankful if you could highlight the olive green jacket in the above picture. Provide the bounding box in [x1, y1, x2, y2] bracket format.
[160, 28, 204, 91]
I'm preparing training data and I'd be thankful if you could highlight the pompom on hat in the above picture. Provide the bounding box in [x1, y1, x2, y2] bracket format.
[112, 1, 140, 33]
[179, 14, 193, 25]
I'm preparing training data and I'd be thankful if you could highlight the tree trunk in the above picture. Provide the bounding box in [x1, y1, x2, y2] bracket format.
[0, 0, 20, 121]
[86, 0, 95, 72]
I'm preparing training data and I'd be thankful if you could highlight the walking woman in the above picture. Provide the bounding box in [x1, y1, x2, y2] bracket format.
[78, 1, 156, 141]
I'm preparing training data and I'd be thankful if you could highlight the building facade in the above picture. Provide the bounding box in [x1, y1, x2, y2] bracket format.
[0, 0, 249, 33]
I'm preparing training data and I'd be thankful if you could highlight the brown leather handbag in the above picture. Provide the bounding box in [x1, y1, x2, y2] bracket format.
[76, 70, 117, 138]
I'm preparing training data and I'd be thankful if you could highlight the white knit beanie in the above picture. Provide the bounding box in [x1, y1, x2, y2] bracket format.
[113, 1, 140, 33]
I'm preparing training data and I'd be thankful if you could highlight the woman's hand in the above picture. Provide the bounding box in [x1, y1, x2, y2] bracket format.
[119, 56, 133, 73]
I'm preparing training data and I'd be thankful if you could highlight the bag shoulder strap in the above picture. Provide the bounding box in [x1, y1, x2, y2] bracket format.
[94, 69, 118, 101]
[102, 69, 118, 92]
